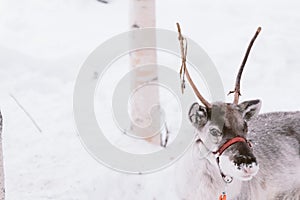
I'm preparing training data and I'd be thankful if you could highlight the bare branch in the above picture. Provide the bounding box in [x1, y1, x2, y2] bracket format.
[97, 0, 108, 3]
[10, 94, 42, 133]
[229, 27, 262, 104]
[176, 23, 212, 108]
[160, 122, 169, 148]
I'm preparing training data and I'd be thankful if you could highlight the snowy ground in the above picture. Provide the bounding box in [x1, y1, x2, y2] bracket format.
[0, 0, 300, 199]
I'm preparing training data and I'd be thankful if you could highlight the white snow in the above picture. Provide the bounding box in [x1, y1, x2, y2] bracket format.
[0, 0, 299, 199]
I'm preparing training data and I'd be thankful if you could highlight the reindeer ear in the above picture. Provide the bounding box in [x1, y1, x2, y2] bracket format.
[238, 100, 262, 121]
[189, 102, 208, 127]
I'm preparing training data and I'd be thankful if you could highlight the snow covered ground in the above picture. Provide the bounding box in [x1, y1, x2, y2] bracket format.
[0, 0, 300, 199]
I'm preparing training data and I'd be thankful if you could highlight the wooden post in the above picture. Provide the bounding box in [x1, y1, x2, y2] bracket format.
[129, 0, 161, 144]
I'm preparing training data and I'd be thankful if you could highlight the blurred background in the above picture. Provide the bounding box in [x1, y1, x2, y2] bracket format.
[0, 0, 299, 199]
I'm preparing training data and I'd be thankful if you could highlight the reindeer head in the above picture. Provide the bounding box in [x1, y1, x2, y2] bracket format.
[189, 100, 261, 181]
[177, 24, 262, 181]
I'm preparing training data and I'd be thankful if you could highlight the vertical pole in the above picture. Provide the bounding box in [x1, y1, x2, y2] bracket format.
[129, 0, 161, 144]
[0, 112, 5, 200]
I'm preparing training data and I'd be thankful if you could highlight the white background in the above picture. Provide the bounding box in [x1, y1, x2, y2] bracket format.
[0, 0, 299, 199]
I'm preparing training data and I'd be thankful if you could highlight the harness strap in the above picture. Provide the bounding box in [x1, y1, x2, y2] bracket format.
[213, 136, 247, 156]
[195, 135, 252, 184]
[213, 136, 250, 184]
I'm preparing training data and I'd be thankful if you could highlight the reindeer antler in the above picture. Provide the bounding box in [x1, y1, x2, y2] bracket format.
[229, 27, 262, 104]
[177, 23, 212, 108]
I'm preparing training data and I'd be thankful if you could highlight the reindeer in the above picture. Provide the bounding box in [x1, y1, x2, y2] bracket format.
[175, 24, 300, 200]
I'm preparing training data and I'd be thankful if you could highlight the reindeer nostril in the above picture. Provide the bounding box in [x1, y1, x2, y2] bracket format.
[234, 155, 257, 167]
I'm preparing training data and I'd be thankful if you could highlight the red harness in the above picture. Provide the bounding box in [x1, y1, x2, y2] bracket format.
[212, 136, 252, 199]
[213, 136, 252, 183]
[213, 136, 248, 156]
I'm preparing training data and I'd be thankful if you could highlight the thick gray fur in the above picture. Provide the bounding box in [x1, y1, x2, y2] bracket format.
[176, 105, 300, 200]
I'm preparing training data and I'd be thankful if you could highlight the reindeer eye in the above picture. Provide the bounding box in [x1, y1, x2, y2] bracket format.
[209, 128, 222, 137]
